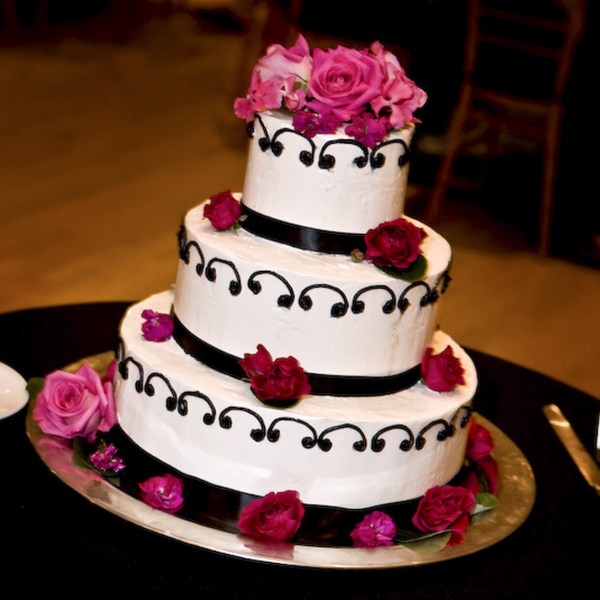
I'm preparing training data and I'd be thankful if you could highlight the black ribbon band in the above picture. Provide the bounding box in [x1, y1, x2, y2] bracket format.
[239, 202, 366, 255]
[173, 314, 421, 397]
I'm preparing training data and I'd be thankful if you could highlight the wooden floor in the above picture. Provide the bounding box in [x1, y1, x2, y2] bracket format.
[2, 10, 599, 402]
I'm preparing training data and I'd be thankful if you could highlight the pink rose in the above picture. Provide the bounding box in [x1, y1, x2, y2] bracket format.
[477, 455, 499, 495]
[255, 34, 312, 86]
[141, 309, 174, 342]
[103, 360, 116, 384]
[33, 363, 118, 442]
[234, 35, 312, 121]
[466, 421, 495, 462]
[350, 511, 397, 547]
[370, 41, 427, 130]
[238, 345, 311, 404]
[238, 490, 304, 541]
[307, 46, 384, 121]
[463, 455, 499, 496]
[412, 485, 475, 534]
[364, 218, 426, 270]
[90, 443, 125, 473]
[203, 190, 241, 231]
[421, 346, 466, 392]
[139, 474, 184, 513]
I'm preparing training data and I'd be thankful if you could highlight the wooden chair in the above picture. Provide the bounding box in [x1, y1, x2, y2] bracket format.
[425, 0, 587, 255]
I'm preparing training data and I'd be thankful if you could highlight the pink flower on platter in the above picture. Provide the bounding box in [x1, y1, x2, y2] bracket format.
[421, 345, 466, 392]
[238, 490, 305, 541]
[203, 190, 242, 231]
[141, 309, 174, 342]
[350, 511, 397, 548]
[344, 111, 391, 149]
[238, 344, 311, 404]
[103, 360, 116, 384]
[364, 217, 426, 270]
[412, 485, 475, 535]
[308, 45, 384, 123]
[463, 454, 499, 496]
[139, 474, 184, 513]
[465, 420, 499, 495]
[90, 443, 125, 473]
[466, 420, 495, 462]
[33, 363, 118, 443]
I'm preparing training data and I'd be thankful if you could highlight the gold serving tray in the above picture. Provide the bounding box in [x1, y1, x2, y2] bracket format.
[25, 352, 536, 569]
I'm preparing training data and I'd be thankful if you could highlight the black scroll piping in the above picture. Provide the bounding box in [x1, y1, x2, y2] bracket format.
[172, 313, 421, 397]
[239, 202, 366, 255]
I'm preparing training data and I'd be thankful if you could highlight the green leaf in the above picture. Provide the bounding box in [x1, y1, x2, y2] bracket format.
[26, 377, 45, 401]
[395, 529, 452, 553]
[471, 492, 499, 515]
[376, 254, 428, 282]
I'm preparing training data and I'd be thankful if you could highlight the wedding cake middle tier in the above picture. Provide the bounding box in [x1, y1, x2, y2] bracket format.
[174, 198, 452, 396]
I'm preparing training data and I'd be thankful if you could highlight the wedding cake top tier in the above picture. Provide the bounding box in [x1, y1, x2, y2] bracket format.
[241, 112, 415, 236]
[235, 35, 427, 242]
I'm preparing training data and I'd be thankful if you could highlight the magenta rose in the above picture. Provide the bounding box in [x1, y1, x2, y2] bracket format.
[465, 421, 499, 494]
[238, 345, 311, 404]
[238, 490, 305, 541]
[364, 218, 426, 270]
[33, 363, 118, 443]
[307, 46, 384, 121]
[412, 485, 476, 534]
[139, 474, 184, 513]
[466, 420, 495, 462]
[141, 309, 174, 342]
[350, 511, 397, 548]
[203, 190, 241, 231]
[421, 345, 466, 392]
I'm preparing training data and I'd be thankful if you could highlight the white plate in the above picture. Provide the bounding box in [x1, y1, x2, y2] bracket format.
[0, 362, 29, 419]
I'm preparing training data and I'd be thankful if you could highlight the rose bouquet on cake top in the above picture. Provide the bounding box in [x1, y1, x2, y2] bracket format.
[234, 35, 427, 148]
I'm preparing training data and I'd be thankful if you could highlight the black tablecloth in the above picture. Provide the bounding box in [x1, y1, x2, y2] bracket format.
[1, 302, 597, 598]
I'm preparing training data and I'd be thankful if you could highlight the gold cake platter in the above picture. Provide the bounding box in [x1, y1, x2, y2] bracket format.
[25, 352, 536, 569]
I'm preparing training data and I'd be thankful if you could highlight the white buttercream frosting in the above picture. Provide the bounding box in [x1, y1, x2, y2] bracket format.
[115, 292, 477, 509]
[174, 199, 452, 378]
[242, 112, 414, 233]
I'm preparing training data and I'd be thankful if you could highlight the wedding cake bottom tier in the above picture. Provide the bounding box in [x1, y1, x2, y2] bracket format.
[114, 292, 478, 509]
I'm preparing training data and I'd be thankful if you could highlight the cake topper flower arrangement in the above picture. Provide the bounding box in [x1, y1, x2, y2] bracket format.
[234, 35, 427, 148]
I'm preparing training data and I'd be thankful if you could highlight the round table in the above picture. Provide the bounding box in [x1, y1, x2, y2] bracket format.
[1, 302, 597, 598]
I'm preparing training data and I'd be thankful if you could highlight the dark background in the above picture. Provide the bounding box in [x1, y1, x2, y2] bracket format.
[2, 0, 597, 263]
